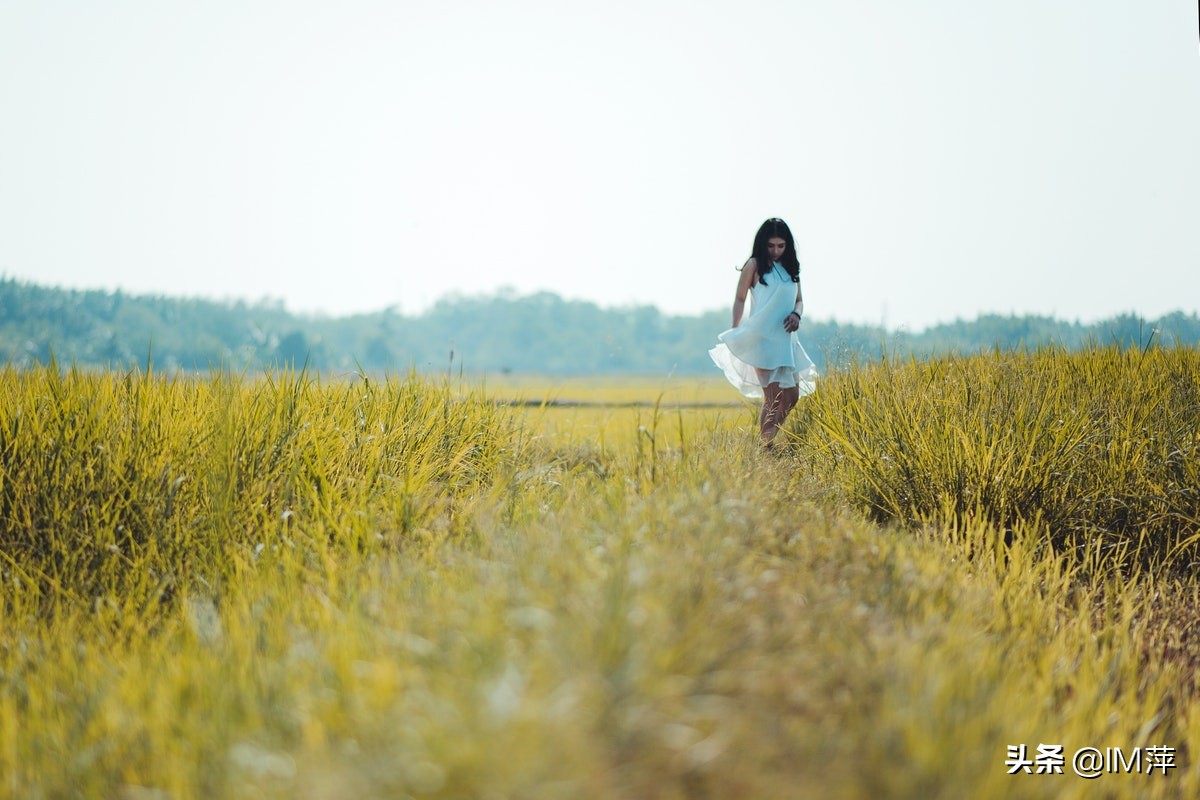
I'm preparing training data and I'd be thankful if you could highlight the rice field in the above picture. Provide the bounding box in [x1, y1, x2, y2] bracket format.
[2, 347, 1199, 798]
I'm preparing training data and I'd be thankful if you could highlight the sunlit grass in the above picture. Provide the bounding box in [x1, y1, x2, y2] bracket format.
[1, 351, 1198, 797]
[462, 372, 741, 407]
[787, 345, 1200, 565]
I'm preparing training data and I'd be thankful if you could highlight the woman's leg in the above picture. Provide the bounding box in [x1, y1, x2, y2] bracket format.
[755, 369, 773, 439]
[760, 382, 802, 446]
[779, 385, 800, 419]
[771, 385, 801, 442]
[759, 381, 785, 444]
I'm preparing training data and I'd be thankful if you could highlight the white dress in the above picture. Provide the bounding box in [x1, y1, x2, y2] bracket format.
[709, 262, 818, 399]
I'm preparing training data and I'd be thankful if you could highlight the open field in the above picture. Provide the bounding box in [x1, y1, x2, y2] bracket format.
[2, 349, 1199, 798]
[462, 372, 741, 407]
[459, 371, 750, 458]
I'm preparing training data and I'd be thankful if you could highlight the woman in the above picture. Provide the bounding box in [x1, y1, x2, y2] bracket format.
[709, 218, 818, 445]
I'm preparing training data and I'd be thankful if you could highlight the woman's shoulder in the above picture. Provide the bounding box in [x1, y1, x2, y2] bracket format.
[743, 256, 758, 270]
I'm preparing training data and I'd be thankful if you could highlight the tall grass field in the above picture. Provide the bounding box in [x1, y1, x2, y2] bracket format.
[2, 347, 1199, 798]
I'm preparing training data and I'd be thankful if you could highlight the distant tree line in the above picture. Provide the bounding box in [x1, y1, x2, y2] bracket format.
[2, 277, 1197, 375]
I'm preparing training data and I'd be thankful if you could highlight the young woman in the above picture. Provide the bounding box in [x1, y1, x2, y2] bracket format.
[709, 218, 818, 445]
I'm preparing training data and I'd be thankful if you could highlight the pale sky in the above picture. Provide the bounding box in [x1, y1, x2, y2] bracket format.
[2, 0, 1198, 331]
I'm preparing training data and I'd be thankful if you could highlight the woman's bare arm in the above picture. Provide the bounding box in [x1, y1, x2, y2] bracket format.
[732, 258, 757, 327]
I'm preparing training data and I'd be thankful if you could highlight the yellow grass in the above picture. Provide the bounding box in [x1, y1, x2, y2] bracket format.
[462, 372, 739, 406]
[2, 352, 1198, 798]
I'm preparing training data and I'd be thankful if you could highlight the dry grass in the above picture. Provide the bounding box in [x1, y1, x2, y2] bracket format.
[788, 346, 1200, 565]
[1, 351, 1198, 798]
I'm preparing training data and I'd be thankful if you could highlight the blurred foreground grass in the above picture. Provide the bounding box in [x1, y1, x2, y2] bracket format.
[2, 349, 1199, 798]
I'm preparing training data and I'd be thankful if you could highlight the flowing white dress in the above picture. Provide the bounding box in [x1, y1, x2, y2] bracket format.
[709, 262, 818, 399]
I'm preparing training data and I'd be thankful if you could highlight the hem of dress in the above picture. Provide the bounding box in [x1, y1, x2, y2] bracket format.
[709, 344, 818, 400]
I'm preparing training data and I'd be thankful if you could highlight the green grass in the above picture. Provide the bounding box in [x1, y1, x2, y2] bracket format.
[1, 350, 1198, 798]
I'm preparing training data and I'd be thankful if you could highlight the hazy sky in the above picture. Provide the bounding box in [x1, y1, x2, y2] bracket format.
[2, 1, 1198, 331]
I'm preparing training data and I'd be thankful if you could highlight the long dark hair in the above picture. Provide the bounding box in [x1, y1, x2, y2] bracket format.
[749, 217, 800, 285]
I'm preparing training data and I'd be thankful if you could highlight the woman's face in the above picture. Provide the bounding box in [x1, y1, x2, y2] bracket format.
[767, 237, 787, 263]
